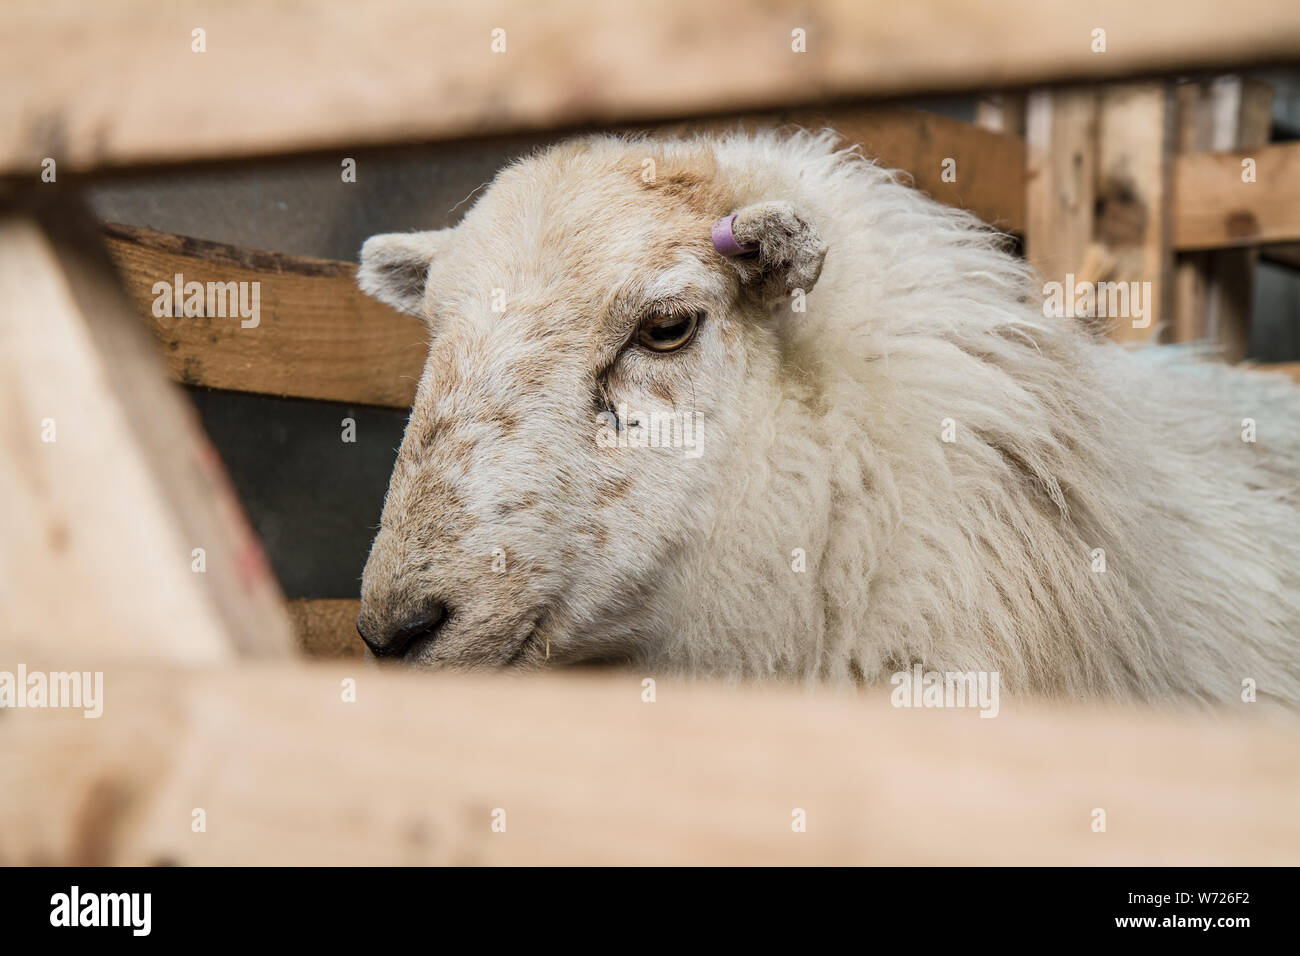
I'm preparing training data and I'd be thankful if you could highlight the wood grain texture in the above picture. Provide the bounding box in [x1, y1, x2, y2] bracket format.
[1024, 87, 1098, 290]
[1174, 142, 1300, 251]
[1, 662, 1297, 865]
[4, 1, 1299, 174]
[1095, 83, 1175, 344]
[102, 223, 428, 408]
[0, 205, 295, 663]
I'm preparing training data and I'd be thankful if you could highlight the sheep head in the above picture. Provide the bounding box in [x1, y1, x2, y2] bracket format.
[354, 136, 826, 669]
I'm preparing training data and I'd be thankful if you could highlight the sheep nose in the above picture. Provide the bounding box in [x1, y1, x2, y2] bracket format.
[356, 601, 448, 658]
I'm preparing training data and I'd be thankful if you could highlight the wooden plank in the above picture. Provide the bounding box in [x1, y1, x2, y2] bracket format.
[1, 663, 1297, 865]
[1024, 88, 1098, 300]
[4, 1, 1300, 175]
[288, 598, 364, 659]
[1174, 141, 1300, 250]
[103, 223, 428, 408]
[1094, 82, 1176, 344]
[0, 203, 295, 662]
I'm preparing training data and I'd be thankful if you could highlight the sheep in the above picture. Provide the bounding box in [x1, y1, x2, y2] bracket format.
[353, 129, 1300, 707]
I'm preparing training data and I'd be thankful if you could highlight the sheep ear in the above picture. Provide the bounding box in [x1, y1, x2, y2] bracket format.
[357, 230, 450, 317]
[723, 201, 827, 308]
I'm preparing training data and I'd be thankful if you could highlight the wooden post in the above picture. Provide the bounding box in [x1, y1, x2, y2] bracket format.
[0, 196, 296, 663]
[1094, 82, 1176, 344]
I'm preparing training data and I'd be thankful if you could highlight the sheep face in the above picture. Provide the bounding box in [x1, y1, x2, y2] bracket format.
[354, 137, 825, 669]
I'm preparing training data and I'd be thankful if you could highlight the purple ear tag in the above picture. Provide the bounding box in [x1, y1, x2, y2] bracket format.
[710, 214, 759, 257]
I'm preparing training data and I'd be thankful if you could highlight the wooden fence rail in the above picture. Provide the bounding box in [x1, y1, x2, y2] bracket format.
[1, 662, 1296, 865]
[103, 223, 427, 408]
[4, 1, 1300, 174]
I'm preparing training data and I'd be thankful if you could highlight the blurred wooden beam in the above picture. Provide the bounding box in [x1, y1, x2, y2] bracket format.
[3, 0, 1299, 174]
[1, 662, 1297, 865]
[0, 200, 295, 663]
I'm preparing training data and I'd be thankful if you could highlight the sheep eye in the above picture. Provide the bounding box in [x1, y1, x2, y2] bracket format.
[637, 310, 700, 352]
